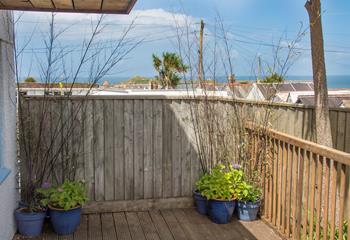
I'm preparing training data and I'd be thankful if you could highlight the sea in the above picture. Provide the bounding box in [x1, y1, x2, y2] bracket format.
[102, 75, 350, 89]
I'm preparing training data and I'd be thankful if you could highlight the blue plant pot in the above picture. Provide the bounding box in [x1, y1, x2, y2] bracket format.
[193, 190, 208, 215]
[49, 205, 81, 235]
[208, 199, 235, 224]
[15, 208, 46, 237]
[237, 201, 260, 221]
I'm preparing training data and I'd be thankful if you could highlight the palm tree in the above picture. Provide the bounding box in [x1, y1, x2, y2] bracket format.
[152, 52, 188, 89]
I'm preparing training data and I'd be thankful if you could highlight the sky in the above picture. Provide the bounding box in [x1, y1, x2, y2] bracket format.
[14, 0, 350, 82]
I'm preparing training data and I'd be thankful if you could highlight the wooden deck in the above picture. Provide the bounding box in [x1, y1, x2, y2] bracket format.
[14, 208, 282, 240]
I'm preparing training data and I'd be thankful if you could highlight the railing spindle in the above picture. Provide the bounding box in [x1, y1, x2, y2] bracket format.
[286, 143, 293, 237]
[302, 151, 311, 239]
[348, 166, 350, 239]
[323, 158, 331, 240]
[291, 146, 299, 239]
[338, 163, 346, 240]
[329, 161, 338, 240]
[272, 138, 278, 226]
[281, 141, 288, 233]
[264, 136, 271, 220]
[308, 153, 317, 239]
[268, 137, 274, 222]
[277, 139, 283, 229]
[294, 148, 304, 240]
[315, 154, 323, 240]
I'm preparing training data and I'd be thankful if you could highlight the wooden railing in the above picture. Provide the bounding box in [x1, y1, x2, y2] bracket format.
[248, 125, 350, 240]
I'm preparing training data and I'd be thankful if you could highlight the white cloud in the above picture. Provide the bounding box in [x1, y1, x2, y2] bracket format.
[15, 9, 199, 42]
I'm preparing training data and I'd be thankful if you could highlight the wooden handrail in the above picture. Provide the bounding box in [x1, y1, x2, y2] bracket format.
[246, 123, 350, 166]
[246, 123, 350, 240]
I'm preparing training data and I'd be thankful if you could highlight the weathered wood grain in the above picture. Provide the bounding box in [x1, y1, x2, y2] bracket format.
[73, 214, 88, 240]
[143, 100, 153, 199]
[149, 210, 175, 240]
[88, 214, 102, 240]
[72, 100, 84, 181]
[153, 100, 163, 198]
[126, 212, 146, 240]
[113, 212, 132, 240]
[114, 100, 125, 200]
[83, 100, 94, 200]
[124, 100, 134, 200]
[138, 211, 161, 240]
[162, 100, 173, 198]
[104, 100, 114, 200]
[101, 213, 117, 239]
[161, 209, 187, 240]
[172, 101, 182, 197]
[94, 100, 105, 201]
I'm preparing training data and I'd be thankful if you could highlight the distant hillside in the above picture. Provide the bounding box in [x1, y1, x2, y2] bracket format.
[123, 76, 157, 84]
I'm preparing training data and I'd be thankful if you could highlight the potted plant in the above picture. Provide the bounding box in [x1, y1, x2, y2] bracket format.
[201, 164, 242, 224]
[37, 180, 88, 235]
[194, 173, 210, 215]
[15, 181, 52, 237]
[15, 200, 47, 237]
[236, 181, 262, 221]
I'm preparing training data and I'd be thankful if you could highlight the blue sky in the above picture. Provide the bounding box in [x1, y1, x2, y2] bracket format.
[15, 0, 350, 81]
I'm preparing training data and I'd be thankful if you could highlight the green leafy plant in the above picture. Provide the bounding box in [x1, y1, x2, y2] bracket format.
[198, 164, 244, 200]
[262, 73, 284, 83]
[303, 217, 348, 240]
[236, 181, 261, 203]
[196, 172, 211, 194]
[24, 76, 37, 83]
[37, 180, 88, 211]
[152, 52, 188, 89]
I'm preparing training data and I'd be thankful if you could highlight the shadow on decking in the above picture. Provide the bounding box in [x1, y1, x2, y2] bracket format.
[14, 208, 282, 240]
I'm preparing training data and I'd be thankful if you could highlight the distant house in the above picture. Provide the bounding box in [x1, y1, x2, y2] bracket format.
[223, 81, 315, 102]
[254, 81, 314, 101]
[296, 94, 350, 108]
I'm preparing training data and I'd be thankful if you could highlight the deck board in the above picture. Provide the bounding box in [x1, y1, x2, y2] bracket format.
[113, 212, 132, 240]
[126, 212, 146, 240]
[14, 208, 282, 240]
[138, 212, 161, 240]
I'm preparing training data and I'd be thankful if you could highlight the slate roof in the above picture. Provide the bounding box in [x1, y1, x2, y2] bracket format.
[296, 94, 350, 108]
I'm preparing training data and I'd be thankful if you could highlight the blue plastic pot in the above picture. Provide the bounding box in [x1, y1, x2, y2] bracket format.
[237, 201, 260, 221]
[208, 199, 235, 224]
[49, 205, 81, 235]
[15, 208, 46, 237]
[193, 191, 207, 215]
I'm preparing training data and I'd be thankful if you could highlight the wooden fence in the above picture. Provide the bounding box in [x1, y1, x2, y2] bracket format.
[248, 125, 350, 240]
[19, 96, 202, 212]
[19, 96, 350, 214]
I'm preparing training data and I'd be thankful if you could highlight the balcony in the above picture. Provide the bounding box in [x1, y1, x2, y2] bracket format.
[17, 95, 350, 239]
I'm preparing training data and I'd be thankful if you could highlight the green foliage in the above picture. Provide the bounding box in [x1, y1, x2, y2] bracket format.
[304, 218, 348, 240]
[152, 52, 188, 89]
[235, 181, 261, 203]
[262, 73, 284, 83]
[196, 164, 244, 201]
[125, 76, 156, 84]
[24, 77, 37, 83]
[37, 180, 88, 211]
